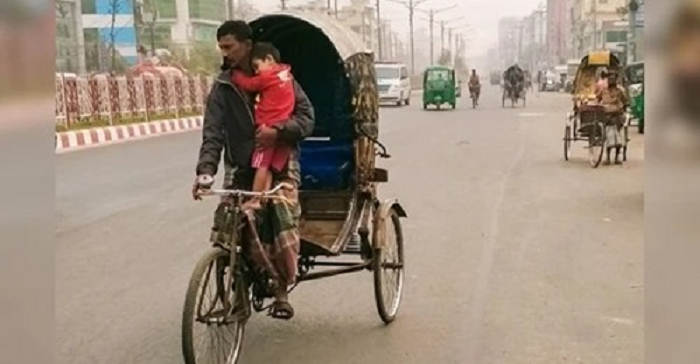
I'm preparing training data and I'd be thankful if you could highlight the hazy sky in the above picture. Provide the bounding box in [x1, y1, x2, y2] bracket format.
[251, 0, 544, 53]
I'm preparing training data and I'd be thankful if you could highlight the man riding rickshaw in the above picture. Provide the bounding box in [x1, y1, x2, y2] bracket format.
[596, 70, 630, 165]
[502, 64, 526, 107]
[564, 50, 631, 167]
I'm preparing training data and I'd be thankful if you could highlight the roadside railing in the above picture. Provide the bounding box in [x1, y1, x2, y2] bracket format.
[55, 74, 215, 129]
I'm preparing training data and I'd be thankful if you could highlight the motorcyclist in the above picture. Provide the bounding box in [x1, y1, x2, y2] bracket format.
[468, 69, 481, 105]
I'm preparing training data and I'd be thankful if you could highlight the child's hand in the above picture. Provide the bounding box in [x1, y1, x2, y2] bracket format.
[256, 125, 278, 148]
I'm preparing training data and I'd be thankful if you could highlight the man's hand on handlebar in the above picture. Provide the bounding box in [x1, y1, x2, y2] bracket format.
[192, 174, 214, 200]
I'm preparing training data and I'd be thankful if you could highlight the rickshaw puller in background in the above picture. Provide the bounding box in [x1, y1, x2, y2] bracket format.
[596, 71, 629, 165]
[231, 42, 296, 211]
[468, 69, 481, 105]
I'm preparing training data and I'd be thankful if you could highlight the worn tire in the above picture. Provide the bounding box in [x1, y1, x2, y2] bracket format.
[182, 248, 245, 364]
[373, 210, 405, 324]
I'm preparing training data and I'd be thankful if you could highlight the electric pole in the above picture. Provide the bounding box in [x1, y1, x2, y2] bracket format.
[387, 0, 430, 75]
[417, 5, 456, 65]
[439, 17, 462, 60]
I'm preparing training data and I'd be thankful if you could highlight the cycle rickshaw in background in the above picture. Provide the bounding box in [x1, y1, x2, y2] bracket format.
[563, 50, 630, 167]
[182, 11, 407, 364]
[502, 65, 526, 107]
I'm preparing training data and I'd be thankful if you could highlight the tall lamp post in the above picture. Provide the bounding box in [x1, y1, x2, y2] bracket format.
[417, 4, 457, 65]
[387, 0, 430, 75]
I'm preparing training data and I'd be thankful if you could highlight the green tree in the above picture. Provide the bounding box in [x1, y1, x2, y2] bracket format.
[181, 43, 222, 75]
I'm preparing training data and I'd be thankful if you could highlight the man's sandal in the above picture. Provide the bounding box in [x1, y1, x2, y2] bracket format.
[269, 301, 294, 320]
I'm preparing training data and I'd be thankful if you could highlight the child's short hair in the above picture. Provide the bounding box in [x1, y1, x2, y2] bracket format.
[250, 42, 281, 63]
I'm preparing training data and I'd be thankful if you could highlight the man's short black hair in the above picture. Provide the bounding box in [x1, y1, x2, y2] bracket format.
[216, 20, 252, 42]
[250, 42, 281, 63]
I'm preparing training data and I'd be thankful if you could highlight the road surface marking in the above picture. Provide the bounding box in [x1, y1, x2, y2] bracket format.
[602, 316, 635, 325]
[518, 112, 545, 117]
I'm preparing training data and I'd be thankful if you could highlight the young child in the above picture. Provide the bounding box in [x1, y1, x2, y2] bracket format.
[231, 42, 295, 210]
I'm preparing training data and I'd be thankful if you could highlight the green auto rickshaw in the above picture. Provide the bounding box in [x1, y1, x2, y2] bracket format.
[625, 61, 644, 134]
[423, 66, 457, 110]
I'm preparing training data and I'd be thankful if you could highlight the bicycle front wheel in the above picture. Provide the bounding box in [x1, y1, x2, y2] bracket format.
[588, 122, 605, 168]
[182, 247, 245, 364]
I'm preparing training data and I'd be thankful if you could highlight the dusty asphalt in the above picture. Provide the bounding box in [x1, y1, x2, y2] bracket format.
[56, 86, 643, 364]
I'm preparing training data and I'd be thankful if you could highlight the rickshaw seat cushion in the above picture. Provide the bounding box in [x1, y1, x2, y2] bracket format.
[299, 140, 353, 190]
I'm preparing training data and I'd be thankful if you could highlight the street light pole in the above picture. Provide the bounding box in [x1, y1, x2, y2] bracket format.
[417, 5, 457, 65]
[387, 0, 429, 75]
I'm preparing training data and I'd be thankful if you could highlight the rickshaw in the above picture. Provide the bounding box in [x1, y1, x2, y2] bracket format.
[502, 65, 526, 107]
[563, 50, 630, 167]
[422, 66, 457, 110]
[625, 61, 644, 134]
[182, 11, 407, 364]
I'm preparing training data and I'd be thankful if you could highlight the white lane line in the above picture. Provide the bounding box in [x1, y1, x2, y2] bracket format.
[518, 112, 545, 117]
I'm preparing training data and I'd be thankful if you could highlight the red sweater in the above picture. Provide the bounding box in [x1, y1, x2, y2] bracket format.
[231, 64, 295, 128]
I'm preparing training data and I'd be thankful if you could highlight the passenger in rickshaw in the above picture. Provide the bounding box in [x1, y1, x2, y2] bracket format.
[193, 20, 315, 319]
[231, 42, 296, 211]
[468, 69, 481, 105]
[596, 71, 629, 165]
[595, 67, 608, 93]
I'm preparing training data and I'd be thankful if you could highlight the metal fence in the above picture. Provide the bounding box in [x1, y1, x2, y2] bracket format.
[55, 74, 215, 127]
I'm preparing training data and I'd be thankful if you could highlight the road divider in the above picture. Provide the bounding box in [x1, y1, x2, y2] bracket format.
[56, 116, 203, 153]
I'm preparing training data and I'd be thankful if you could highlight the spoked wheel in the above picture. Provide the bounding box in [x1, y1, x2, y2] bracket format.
[587, 122, 605, 168]
[563, 125, 571, 161]
[183, 247, 245, 364]
[373, 209, 405, 324]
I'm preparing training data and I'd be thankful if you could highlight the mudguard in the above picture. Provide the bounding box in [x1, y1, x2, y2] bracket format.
[372, 199, 407, 249]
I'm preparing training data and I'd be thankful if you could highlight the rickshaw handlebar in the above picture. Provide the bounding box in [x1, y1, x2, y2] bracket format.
[196, 175, 294, 198]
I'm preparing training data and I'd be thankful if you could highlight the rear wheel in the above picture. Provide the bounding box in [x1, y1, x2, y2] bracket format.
[373, 210, 405, 324]
[182, 248, 245, 364]
[587, 122, 605, 168]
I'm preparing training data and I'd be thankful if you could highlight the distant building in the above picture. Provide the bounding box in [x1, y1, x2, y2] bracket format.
[498, 17, 519, 68]
[547, 0, 569, 65]
[81, 0, 138, 69]
[570, 0, 629, 58]
[133, 0, 228, 56]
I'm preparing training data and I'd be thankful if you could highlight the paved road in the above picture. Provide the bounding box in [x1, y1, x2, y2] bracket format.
[56, 86, 643, 364]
